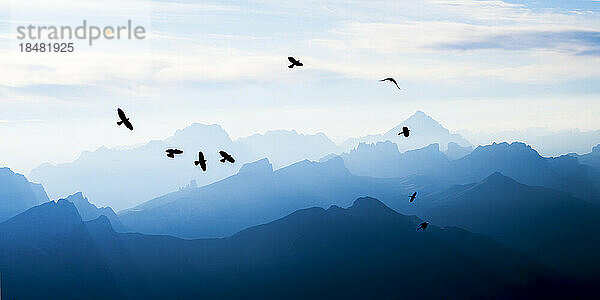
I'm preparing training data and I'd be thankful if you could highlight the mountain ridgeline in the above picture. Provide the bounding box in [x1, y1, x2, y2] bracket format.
[28, 111, 472, 210]
[0, 197, 586, 299]
[3, 111, 600, 298]
[0, 167, 49, 222]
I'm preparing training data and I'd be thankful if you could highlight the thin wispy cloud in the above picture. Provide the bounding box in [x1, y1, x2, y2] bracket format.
[436, 30, 600, 55]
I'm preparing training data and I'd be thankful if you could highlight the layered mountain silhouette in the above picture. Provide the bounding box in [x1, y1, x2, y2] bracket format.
[63, 192, 126, 232]
[462, 127, 600, 157]
[418, 172, 600, 279]
[570, 144, 600, 170]
[29, 124, 340, 210]
[445, 141, 473, 160]
[0, 167, 49, 222]
[340, 111, 471, 152]
[0, 200, 120, 299]
[340, 142, 449, 178]
[2, 196, 582, 299]
[237, 129, 339, 169]
[119, 157, 431, 238]
[422, 141, 600, 204]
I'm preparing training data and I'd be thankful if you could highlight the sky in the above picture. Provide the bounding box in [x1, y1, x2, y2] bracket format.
[1, 0, 599, 174]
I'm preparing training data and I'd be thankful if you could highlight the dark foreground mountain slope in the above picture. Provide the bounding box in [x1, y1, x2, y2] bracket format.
[0, 167, 49, 222]
[0, 200, 119, 299]
[119, 157, 430, 238]
[1, 197, 588, 299]
[419, 172, 600, 279]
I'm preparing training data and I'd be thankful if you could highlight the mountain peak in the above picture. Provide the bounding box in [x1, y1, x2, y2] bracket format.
[477, 172, 520, 187]
[169, 123, 232, 143]
[239, 158, 273, 175]
[384, 111, 450, 138]
[348, 196, 397, 215]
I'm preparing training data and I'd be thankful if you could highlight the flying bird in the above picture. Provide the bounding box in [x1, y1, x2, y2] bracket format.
[194, 151, 207, 171]
[165, 148, 183, 158]
[379, 77, 401, 90]
[416, 222, 429, 231]
[398, 126, 410, 137]
[288, 57, 303, 68]
[409, 192, 417, 203]
[219, 151, 235, 163]
[117, 108, 133, 131]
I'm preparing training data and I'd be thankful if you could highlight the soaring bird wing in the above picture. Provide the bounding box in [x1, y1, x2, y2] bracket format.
[174, 149, 183, 154]
[117, 108, 127, 120]
[198, 151, 205, 161]
[412, 192, 417, 197]
[219, 151, 228, 158]
[288, 57, 297, 64]
[380, 78, 401, 89]
[226, 155, 235, 163]
[123, 119, 133, 130]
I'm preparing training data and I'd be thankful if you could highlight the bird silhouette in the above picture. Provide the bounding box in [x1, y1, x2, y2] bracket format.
[409, 192, 417, 203]
[117, 108, 133, 131]
[380, 77, 401, 90]
[219, 151, 235, 163]
[416, 222, 429, 231]
[165, 149, 183, 158]
[288, 57, 303, 68]
[194, 151, 207, 171]
[398, 126, 410, 137]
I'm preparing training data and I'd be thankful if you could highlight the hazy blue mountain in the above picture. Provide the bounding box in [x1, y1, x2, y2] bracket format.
[236, 130, 339, 169]
[340, 142, 449, 178]
[571, 144, 600, 170]
[419, 172, 600, 279]
[0, 167, 49, 222]
[0, 200, 119, 299]
[1, 196, 588, 298]
[63, 192, 126, 232]
[340, 111, 471, 152]
[122, 197, 575, 298]
[445, 142, 473, 160]
[29, 123, 244, 210]
[119, 157, 431, 238]
[29, 124, 341, 211]
[423, 141, 600, 204]
[461, 127, 600, 157]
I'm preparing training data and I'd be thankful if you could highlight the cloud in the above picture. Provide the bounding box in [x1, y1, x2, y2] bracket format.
[435, 30, 600, 55]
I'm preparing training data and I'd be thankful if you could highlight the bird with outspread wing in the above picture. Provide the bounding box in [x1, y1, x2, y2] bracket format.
[165, 149, 183, 158]
[409, 192, 417, 203]
[380, 77, 401, 90]
[288, 57, 303, 68]
[219, 151, 235, 163]
[117, 108, 133, 131]
[194, 151, 207, 171]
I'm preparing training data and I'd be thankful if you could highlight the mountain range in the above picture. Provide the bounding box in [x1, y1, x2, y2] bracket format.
[28, 111, 473, 210]
[416, 172, 600, 279]
[420, 141, 600, 204]
[63, 192, 126, 232]
[339, 110, 471, 152]
[1, 196, 584, 299]
[462, 128, 600, 157]
[119, 157, 425, 238]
